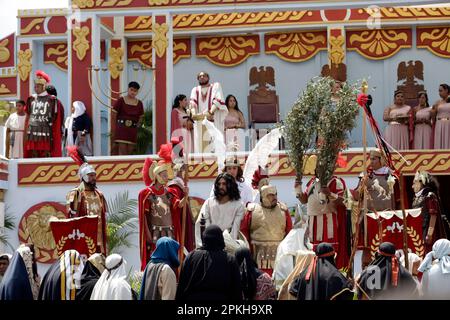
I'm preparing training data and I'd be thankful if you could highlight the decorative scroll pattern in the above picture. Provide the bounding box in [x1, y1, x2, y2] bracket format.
[173, 11, 307, 30]
[127, 39, 152, 68]
[346, 28, 412, 60]
[264, 31, 326, 62]
[72, 0, 133, 8]
[371, 7, 450, 19]
[18, 202, 67, 263]
[17, 150, 450, 185]
[196, 35, 259, 67]
[124, 16, 152, 32]
[329, 34, 345, 65]
[0, 76, 17, 97]
[152, 22, 169, 58]
[108, 47, 124, 79]
[417, 27, 450, 58]
[0, 33, 14, 68]
[44, 43, 68, 71]
[18, 49, 32, 82]
[20, 16, 67, 36]
[173, 38, 191, 64]
[73, 26, 90, 61]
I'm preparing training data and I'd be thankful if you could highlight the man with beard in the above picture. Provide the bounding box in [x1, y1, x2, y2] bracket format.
[195, 173, 245, 248]
[411, 171, 447, 254]
[188, 71, 228, 153]
[66, 146, 108, 255]
[240, 184, 292, 275]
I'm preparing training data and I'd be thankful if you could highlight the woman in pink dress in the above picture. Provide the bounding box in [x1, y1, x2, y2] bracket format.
[170, 94, 194, 153]
[432, 84, 450, 149]
[413, 91, 433, 149]
[224, 95, 246, 151]
[383, 90, 412, 150]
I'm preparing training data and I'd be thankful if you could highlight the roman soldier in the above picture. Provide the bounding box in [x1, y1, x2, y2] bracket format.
[66, 146, 108, 255]
[24, 70, 61, 158]
[250, 166, 270, 204]
[240, 184, 292, 275]
[138, 144, 188, 270]
[412, 171, 447, 254]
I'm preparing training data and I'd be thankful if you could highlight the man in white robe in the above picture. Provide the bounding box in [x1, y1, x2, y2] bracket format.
[90, 254, 132, 300]
[5, 100, 26, 159]
[189, 71, 228, 153]
[195, 173, 244, 248]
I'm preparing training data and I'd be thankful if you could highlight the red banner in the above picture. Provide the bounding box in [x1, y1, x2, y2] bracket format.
[367, 209, 424, 258]
[50, 216, 99, 257]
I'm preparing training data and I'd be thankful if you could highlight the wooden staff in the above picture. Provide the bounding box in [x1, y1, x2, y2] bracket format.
[347, 80, 369, 278]
[398, 172, 409, 270]
[179, 144, 190, 268]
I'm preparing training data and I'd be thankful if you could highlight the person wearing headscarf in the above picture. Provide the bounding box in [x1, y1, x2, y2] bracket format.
[235, 247, 276, 300]
[176, 225, 242, 301]
[90, 254, 132, 300]
[38, 250, 84, 300]
[289, 242, 353, 300]
[64, 101, 93, 156]
[0, 244, 41, 300]
[357, 242, 418, 300]
[412, 171, 447, 254]
[76, 253, 105, 300]
[0, 253, 12, 284]
[140, 237, 179, 300]
[418, 239, 450, 299]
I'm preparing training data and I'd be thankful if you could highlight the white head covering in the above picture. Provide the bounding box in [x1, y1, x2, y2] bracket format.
[65, 101, 87, 148]
[90, 254, 132, 300]
[418, 239, 450, 274]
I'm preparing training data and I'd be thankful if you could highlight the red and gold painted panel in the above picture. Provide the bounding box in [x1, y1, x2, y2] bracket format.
[264, 31, 327, 63]
[44, 42, 68, 71]
[0, 75, 17, 97]
[0, 158, 8, 183]
[101, 17, 115, 33]
[101, 40, 106, 61]
[417, 27, 450, 58]
[173, 38, 191, 64]
[0, 33, 15, 68]
[346, 28, 412, 60]
[18, 43, 31, 100]
[124, 16, 152, 33]
[18, 201, 68, 263]
[196, 35, 259, 67]
[20, 16, 67, 36]
[127, 39, 152, 68]
[17, 150, 450, 186]
[127, 38, 191, 67]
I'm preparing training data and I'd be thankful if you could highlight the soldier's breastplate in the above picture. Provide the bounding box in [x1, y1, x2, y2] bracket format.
[28, 97, 53, 128]
[148, 194, 173, 227]
[250, 206, 286, 243]
[368, 175, 392, 211]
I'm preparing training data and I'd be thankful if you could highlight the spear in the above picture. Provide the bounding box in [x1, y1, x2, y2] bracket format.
[398, 173, 410, 270]
[179, 141, 190, 269]
[347, 79, 369, 278]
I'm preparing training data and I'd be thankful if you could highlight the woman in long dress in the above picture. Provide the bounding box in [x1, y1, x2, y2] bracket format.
[432, 84, 450, 149]
[170, 94, 193, 153]
[383, 90, 412, 150]
[413, 91, 433, 149]
[224, 95, 246, 151]
[63, 101, 93, 156]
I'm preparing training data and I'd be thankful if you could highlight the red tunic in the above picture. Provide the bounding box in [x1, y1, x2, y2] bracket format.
[113, 97, 144, 145]
[51, 98, 64, 157]
[138, 185, 181, 271]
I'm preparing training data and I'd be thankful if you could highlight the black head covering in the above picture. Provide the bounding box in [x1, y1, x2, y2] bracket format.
[289, 242, 353, 300]
[202, 225, 225, 251]
[235, 247, 261, 300]
[176, 225, 242, 301]
[0, 251, 33, 300]
[76, 261, 103, 300]
[357, 242, 418, 300]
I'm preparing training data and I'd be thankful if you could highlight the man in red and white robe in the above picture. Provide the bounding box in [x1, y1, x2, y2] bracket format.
[189, 71, 228, 153]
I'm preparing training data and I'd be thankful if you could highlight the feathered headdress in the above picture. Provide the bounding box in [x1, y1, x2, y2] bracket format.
[251, 166, 269, 190]
[142, 143, 175, 186]
[67, 146, 95, 181]
[35, 70, 51, 85]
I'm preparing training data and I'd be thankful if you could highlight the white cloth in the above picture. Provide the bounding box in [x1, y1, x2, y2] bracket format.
[418, 239, 450, 273]
[65, 101, 87, 148]
[209, 180, 254, 207]
[90, 254, 132, 300]
[190, 82, 228, 153]
[62, 250, 84, 300]
[5, 113, 26, 158]
[195, 197, 245, 248]
[158, 264, 177, 300]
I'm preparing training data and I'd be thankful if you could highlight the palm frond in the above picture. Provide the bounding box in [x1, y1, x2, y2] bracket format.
[0, 209, 16, 250]
[106, 191, 138, 254]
